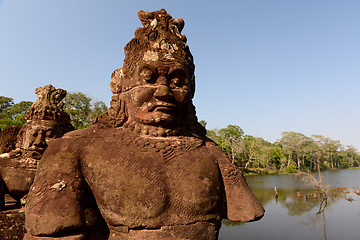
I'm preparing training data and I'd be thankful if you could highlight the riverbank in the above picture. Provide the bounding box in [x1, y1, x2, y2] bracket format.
[243, 166, 360, 177]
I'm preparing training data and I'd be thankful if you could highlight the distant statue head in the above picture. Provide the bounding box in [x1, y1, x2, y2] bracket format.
[94, 9, 205, 137]
[16, 84, 73, 158]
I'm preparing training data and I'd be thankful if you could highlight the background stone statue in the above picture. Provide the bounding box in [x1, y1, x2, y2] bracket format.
[0, 126, 21, 155]
[24, 9, 264, 240]
[0, 84, 73, 210]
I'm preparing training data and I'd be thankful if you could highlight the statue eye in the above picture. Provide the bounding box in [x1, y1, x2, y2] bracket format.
[170, 77, 184, 87]
[139, 68, 154, 82]
[46, 131, 55, 138]
[30, 130, 38, 137]
[169, 69, 187, 88]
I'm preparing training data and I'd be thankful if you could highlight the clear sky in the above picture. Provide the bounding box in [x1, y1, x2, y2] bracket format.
[1, 0, 359, 149]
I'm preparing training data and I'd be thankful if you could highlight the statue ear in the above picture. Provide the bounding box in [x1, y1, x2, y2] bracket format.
[15, 126, 26, 148]
[110, 68, 123, 94]
[110, 82, 119, 94]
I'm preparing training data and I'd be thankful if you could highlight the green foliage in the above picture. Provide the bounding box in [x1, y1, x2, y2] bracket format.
[286, 165, 298, 174]
[10, 101, 33, 123]
[63, 92, 91, 129]
[0, 96, 14, 119]
[199, 120, 207, 129]
[269, 145, 283, 169]
[206, 123, 360, 175]
[89, 101, 108, 120]
[63, 92, 107, 129]
[0, 92, 108, 131]
[0, 96, 33, 130]
[0, 118, 23, 130]
[216, 125, 244, 164]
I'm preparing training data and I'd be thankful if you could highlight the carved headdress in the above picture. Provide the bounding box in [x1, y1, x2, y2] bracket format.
[94, 9, 205, 137]
[16, 84, 73, 153]
[110, 9, 195, 94]
[25, 84, 71, 122]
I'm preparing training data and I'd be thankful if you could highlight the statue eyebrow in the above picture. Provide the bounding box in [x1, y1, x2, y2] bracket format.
[139, 64, 153, 71]
[169, 68, 186, 75]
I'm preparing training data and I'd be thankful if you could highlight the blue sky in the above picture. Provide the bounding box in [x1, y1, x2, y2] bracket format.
[1, 0, 359, 149]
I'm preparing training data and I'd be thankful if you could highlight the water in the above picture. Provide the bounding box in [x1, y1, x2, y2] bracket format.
[219, 169, 360, 240]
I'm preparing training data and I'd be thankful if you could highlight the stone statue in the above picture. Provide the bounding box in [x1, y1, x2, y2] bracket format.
[0, 125, 21, 154]
[24, 9, 264, 240]
[0, 84, 73, 209]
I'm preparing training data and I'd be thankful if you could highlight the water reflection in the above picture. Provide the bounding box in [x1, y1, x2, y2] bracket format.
[219, 169, 360, 240]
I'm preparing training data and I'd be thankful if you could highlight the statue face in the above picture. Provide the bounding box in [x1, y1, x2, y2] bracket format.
[126, 61, 192, 126]
[20, 120, 64, 153]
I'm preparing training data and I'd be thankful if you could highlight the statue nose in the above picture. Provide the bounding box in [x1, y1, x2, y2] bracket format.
[154, 84, 173, 100]
[33, 131, 47, 148]
[156, 75, 167, 85]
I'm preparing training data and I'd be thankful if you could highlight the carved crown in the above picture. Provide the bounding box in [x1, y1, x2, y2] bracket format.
[110, 9, 195, 95]
[25, 84, 70, 122]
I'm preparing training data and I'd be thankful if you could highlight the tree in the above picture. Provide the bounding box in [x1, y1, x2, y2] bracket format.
[310, 135, 328, 186]
[242, 135, 260, 169]
[206, 125, 360, 174]
[324, 139, 341, 169]
[89, 101, 108, 121]
[63, 92, 107, 129]
[278, 131, 311, 171]
[0, 96, 33, 130]
[9, 101, 33, 123]
[343, 145, 360, 168]
[0, 96, 14, 119]
[218, 125, 244, 164]
[199, 120, 207, 129]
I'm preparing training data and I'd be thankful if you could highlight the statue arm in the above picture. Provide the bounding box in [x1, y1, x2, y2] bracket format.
[25, 138, 86, 238]
[206, 141, 264, 222]
[23, 233, 85, 240]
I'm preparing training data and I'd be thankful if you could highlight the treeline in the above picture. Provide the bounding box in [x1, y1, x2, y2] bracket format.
[201, 122, 360, 174]
[0, 97, 33, 129]
[0, 93, 107, 130]
[2, 94, 359, 175]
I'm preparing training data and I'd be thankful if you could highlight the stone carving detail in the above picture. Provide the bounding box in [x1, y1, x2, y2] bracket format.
[25, 84, 70, 122]
[0, 126, 21, 154]
[24, 10, 264, 240]
[0, 84, 73, 210]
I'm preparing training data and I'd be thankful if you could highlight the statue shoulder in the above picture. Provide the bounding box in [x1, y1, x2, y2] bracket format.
[62, 126, 122, 140]
[203, 137, 226, 156]
[62, 127, 94, 139]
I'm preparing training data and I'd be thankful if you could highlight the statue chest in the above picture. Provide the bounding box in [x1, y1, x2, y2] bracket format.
[80, 136, 224, 227]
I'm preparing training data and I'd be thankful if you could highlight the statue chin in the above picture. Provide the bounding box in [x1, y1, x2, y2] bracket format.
[27, 150, 44, 160]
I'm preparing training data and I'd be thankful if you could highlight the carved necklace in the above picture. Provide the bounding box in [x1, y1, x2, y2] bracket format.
[122, 120, 184, 137]
[120, 122, 204, 162]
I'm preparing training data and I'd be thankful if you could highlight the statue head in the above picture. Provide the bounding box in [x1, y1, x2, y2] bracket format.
[16, 85, 73, 157]
[16, 120, 70, 157]
[94, 9, 205, 137]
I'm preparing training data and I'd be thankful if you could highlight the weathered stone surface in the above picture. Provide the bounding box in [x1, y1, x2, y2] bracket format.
[0, 126, 21, 155]
[0, 84, 73, 209]
[0, 208, 25, 240]
[25, 9, 264, 240]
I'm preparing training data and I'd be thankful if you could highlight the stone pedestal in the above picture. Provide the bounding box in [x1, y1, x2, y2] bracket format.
[0, 196, 25, 240]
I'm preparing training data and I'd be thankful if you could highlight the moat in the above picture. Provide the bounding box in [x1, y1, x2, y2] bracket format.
[220, 169, 360, 240]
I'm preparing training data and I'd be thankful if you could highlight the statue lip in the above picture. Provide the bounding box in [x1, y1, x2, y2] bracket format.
[151, 103, 176, 112]
[28, 146, 46, 154]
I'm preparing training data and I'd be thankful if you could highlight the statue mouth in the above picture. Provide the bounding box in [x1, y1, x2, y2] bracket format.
[28, 146, 46, 154]
[151, 103, 176, 112]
